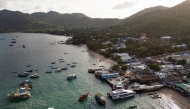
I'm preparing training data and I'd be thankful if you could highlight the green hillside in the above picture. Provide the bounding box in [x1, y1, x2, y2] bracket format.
[0, 10, 63, 32]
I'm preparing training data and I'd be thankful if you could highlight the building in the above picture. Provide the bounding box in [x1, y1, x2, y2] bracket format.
[174, 65, 184, 70]
[140, 33, 148, 41]
[163, 75, 181, 87]
[175, 82, 190, 98]
[136, 74, 158, 83]
[101, 41, 113, 46]
[114, 53, 133, 63]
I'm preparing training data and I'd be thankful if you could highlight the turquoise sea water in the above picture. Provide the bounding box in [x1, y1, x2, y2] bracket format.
[0, 33, 182, 109]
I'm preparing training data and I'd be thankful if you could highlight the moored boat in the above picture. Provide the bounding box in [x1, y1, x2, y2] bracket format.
[20, 80, 33, 89]
[11, 41, 16, 43]
[61, 67, 68, 70]
[18, 72, 29, 77]
[7, 87, 31, 101]
[70, 64, 76, 67]
[55, 69, 61, 72]
[51, 62, 56, 64]
[78, 92, 89, 101]
[67, 74, 77, 80]
[30, 74, 39, 78]
[46, 70, 52, 73]
[94, 92, 106, 105]
[25, 64, 32, 67]
[128, 104, 137, 109]
[107, 89, 136, 100]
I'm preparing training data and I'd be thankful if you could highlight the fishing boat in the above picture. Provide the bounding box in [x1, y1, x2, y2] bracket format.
[7, 87, 31, 101]
[78, 92, 89, 101]
[26, 70, 33, 72]
[11, 41, 16, 43]
[51, 62, 56, 64]
[72, 62, 77, 64]
[18, 72, 29, 77]
[9, 44, 13, 46]
[20, 80, 33, 89]
[94, 92, 106, 105]
[67, 74, 77, 80]
[107, 89, 136, 100]
[30, 74, 39, 78]
[61, 67, 68, 70]
[128, 104, 137, 109]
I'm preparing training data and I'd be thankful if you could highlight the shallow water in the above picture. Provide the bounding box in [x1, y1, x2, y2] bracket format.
[0, 33, 182, 109]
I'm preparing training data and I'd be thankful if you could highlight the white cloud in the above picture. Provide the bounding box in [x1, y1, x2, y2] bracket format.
[0, 1, 14, 8]
[113, 0, 139, 9]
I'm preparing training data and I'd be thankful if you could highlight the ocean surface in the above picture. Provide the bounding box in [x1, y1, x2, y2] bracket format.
[0, 33, 182, 109]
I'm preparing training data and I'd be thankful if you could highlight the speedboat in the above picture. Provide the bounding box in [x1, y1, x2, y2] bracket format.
[67, 74, 77, 80]
[30, 74, 39, 78]
[107, 89, 136, 100]
[61, 67, 68, 70]
[78, 92, 89, 101]
[94, 92, 106, 105]
[18, 72, 29, 77]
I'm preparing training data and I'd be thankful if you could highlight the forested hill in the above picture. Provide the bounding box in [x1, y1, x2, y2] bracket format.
[112, 0, 190, 38]
[31, 11, 122, 28]
[0, 10, 63, 32]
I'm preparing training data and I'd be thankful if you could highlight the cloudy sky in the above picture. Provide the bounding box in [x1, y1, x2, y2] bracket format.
[0, 0, 185, 19]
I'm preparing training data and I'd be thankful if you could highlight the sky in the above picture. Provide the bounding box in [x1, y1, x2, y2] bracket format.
[0, 0, 186, 19]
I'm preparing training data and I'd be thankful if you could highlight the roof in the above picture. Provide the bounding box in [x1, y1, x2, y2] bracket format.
[176, 83, 190, 93]
[101, 41, 112, 45]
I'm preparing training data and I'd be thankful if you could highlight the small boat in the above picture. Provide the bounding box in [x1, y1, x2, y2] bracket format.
[128, 105, 137, 109]
[78, 92, 89, 101]
[46, 70, 52, 73]
[70, 64, 76, 67]
[25, 64, 32, 67]
[67, 63, 70, 65]
[58, 41, 65, 44]
[23, 45, 25, 48]
[52, 67, 57, 69]
[93, 64, 96, 65]
[55, 69, 61, 73]
[30, 74, 39, 78]
[64, 53, 68, 54]
[61, 67, 68, 70]
[99, 66, 104, 67]
[26, 70, 33, 72]
[59, 60, 65, 62]
[0, 38, 5, 40]
[72, 62, 77, 64]
[20, 80, 33, 88]
[9, 44, 13, 46]
[11, 41, 16, 43]
[51, 62, 56, 64]
[12, 72, 17, 73]
[12, 38, 16, 40]
[67, 74, 77, 80]
[94, 92, 106, 105]
[18, 72, 29, 77]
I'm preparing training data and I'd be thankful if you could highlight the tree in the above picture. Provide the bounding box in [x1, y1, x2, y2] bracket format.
[121, 65, 128, 71]
[112, 64, 120, 70]
[148, 64, 161, 71]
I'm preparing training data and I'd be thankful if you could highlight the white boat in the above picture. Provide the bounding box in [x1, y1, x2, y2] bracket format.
[107, 89, 136, 100]
[25, 64, 32, 67]
[55, 69, 61, 72]
[67, 74, 77, 80]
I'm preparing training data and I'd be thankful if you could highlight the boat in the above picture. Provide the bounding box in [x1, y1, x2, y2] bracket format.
[9, 44, 13, 46]
[107, 89, 136, 100]
[12, 38, 16, 40]
[18, 72, 29, 77]
[11, 41, 16, 43]
[59, 60, 65, 62]
[72, 62, 77, 64]
[78, 92, 89, 101]
[46, 70, 52, 73]
[23, 45, 25, 48]
[20, 80, 33, 89]
[51, 62, 56, 64]
[7, 87, 31, 101]
[128, 105, 137, 109]
[26, 70, 33, 72]
[70, 64, 76, 67]
[52, 67, 57, 69]
[67, 63, 70, 65]
[55, 69, 61, 72]
[12, 72, 17, 73]
[30, 74, 39, 78]
[67, 74, 77, 80]
[0, 38, 5, 40]
[25, 64, 32, 67]
[130, 84, 164, 92]
[61, 67, 68, 70]
[94, 92, 106, 105]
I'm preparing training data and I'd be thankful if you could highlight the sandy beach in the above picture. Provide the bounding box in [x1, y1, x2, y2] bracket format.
[83, 44, 190, 109]
[160, 88, 190, 109]
[82, 44, 117, 66]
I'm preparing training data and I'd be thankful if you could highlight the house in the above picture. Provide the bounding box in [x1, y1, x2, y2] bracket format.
[155, 72, 171, 79]
[136, 74, 158, 83]
[174, 65, 184, 70]
[160, 36, 171, 40]
[140, 33, 148, 41]
[172, 44, 187, 48]
[114, 53, 133, 63]
[163, 75, 181, 87]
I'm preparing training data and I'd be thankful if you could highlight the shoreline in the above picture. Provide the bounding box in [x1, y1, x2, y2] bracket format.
[82, 44, 117, 66]
[82, 44, 190, 109]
